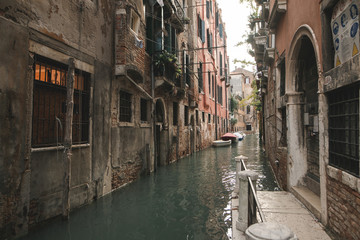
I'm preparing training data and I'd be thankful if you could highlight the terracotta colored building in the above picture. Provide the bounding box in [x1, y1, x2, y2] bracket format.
[253, 0, 360, 238]
[196, 0, 230, 145]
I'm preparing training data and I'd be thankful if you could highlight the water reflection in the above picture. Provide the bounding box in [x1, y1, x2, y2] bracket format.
[22, 134, 278, 240]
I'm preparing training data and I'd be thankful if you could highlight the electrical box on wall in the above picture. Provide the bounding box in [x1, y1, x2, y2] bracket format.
[304, 112, 309, 125]
[313, 116, 319, 133]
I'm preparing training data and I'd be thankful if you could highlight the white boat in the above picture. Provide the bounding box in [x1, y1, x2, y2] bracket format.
[234, 132, 244, 141]
[212, 140, 231, 147]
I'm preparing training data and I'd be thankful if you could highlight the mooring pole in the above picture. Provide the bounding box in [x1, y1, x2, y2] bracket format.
[62, 58, 75, 219]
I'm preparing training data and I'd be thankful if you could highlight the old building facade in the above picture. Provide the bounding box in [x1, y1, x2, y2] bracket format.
[0, 0, 229, 238]
[253, 0, 360, 238]
[196, 0, 230, 147]
[230, 67, 258, 133]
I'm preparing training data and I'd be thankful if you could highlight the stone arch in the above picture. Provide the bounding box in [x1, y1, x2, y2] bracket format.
[286, 25, 322, 193]
[287, 25, 322, 93]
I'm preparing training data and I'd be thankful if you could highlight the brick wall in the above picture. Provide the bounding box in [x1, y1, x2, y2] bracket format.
[327, 175, 360, 239]
[115, 2, 146, 78]
[112, 163, 142, 189]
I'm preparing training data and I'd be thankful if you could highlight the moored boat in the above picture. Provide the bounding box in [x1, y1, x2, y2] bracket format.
[212, 140, 231, 147]
[221, 133, 238, 143]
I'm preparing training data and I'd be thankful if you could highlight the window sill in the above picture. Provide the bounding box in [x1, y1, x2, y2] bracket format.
[118, 122, 135, 127]
[327, 165, 360, 194]
[31, 143, 90, 153]
[140, 122, 151, 128]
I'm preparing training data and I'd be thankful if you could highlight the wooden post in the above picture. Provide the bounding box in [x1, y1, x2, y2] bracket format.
[62, 58, 75, 219]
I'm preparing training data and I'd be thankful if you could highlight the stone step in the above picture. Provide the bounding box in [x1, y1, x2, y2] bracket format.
[291, 186, 321, 220]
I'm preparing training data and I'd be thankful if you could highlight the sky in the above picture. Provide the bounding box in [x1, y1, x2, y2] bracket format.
[217, 0, 255, 72]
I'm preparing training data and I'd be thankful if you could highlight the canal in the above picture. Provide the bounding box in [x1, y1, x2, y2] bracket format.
[22, 134, 279, 240]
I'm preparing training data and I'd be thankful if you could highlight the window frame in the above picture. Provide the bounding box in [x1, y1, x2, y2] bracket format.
[32, 55, 90, 148]
[119, 90, 133, 123]
[328, 83, 359, 177]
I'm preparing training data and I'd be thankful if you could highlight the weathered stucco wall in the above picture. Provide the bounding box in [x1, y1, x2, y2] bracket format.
[0, 17, 31, 238]
[0, 0, 114, 238]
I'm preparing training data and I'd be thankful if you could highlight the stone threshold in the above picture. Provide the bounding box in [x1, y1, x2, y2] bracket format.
[291, 186, 321, 220]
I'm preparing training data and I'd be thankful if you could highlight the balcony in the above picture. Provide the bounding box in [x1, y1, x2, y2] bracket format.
[269, 0, 287, 29]
[154, 51, 182, 90]
[164, 0, 185, 32]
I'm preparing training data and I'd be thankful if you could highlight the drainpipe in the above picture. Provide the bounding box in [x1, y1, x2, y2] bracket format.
[152, 3, 156, 172]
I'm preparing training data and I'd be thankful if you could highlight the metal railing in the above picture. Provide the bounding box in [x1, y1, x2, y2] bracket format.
[240, 158, 266, 224]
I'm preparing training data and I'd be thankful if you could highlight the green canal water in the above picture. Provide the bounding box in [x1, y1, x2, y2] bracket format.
[21, 134, 279, 240]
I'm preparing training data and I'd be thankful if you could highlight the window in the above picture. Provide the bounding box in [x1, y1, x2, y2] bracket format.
[280, 59, 286, 96]
[245, 77, 250, 84]
[215, 11, 219, 27]
[32, 55, 90, 147]
[246, 105, 251, 114]
[119, 90, 132, 122]
[186, 54, 190, 86]
[218, 85, 223, 105]
[140, 98, 148, 122]
[130, 9, 140, 35]
[196, 110, 199, 125]
[198, 14, 205, 43]
[208, 113, 211, 123]
[206, 1, 210, 18]
[184, 106, 189, 126]
[212, 75, 215, 98]
[207, 29, 212, 54]
[165, 23, 177, 54]
[173, 102, 178, 126]
[329, 83, 359, 177]
[208, 71, 211, 97]
[220, 53, 223, 76]
[202, 111, 205, 122]
[198, 62, 203, 92]
[219, 23, 223, 38]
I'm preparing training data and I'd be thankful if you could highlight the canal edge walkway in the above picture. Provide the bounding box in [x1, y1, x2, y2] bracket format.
[231, 191, 332, 240]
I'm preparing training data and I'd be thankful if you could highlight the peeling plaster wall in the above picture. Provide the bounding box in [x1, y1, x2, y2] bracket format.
[0, 0, 114, 237]
[0, 17, 30, 238]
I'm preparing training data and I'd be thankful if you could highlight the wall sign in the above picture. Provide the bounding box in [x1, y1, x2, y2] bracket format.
[332, 0, 360, 67]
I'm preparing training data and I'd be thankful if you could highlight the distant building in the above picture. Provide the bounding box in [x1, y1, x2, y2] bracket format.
[196, 0, 230, 143]
[230, 67, 257, 132]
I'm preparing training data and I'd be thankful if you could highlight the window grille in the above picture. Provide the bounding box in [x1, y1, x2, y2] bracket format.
[140, 98, 148, 122]
[329, 83, 359, 177]
[32, 56, 90, 147]
[119, 90, 132, 122]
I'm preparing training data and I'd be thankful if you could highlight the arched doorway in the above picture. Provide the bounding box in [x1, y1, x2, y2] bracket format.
[155, 99, 169, 168]
[297, 36, 320, 195]
[287, 27, 321, 196]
